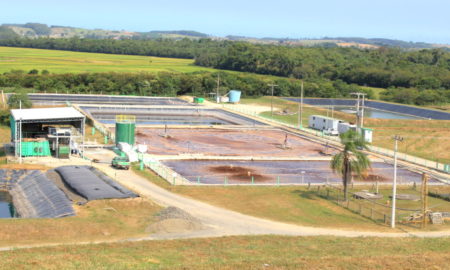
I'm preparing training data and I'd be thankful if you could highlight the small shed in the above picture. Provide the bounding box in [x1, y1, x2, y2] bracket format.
[10, 107, 85, 158]
[308, 115, 343, 131]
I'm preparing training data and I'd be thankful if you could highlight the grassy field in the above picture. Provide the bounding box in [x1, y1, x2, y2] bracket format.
[0, 46, 216, 74]
[0, 125, 10, 144]
[0, 125, 9, 164]
[134, 166, 394, 231]
[0, 198, 161, 247]
[241, 97, 450, 164]
[135, 166, 450, 231]
[1, 235, 449, 269]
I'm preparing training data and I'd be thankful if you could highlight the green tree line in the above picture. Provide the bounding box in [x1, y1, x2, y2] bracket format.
[0, 70, 370, 99]
[0, 37, 225, 59]
[0, 38, 449, 104]
[194, 42, 450, 89]
[1, 37, 449, 90]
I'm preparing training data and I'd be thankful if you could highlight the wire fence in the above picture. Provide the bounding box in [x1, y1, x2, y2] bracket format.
[313, 185, 443, 227]
[221, 104, 450, 175]
[145, 160, 191, 185]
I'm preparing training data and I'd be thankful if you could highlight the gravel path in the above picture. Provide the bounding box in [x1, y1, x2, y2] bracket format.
[1, 159, 448, 252]
[93, 163, 450, 239]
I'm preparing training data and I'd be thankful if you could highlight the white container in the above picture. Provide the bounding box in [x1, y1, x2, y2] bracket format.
[308, 115, 342, 131]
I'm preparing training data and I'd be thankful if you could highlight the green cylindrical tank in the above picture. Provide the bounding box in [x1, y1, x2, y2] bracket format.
[115, 122, 135, 145]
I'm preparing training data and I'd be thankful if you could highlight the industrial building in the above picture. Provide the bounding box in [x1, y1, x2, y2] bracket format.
[10, 107, 85, 158]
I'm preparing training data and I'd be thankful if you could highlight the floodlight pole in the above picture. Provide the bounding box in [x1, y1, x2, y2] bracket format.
[268, 83, 278, 118]
[391, 135, 403, 228]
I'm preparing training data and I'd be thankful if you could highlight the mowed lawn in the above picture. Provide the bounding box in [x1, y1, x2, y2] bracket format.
[242, 97, 450, 164]
[1, 235, 450, 269]
[0, 46, 216, 73]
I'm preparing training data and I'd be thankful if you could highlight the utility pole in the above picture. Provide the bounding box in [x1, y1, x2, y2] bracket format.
[391, 135, 403, 228]
[299, 81, 304, 129]
[1, 90, 5, 109]
[421, 173, 429, 228]
[216, 73, 220, 103]
[268, 83, 278, 118]
[351, 92, 366, 128]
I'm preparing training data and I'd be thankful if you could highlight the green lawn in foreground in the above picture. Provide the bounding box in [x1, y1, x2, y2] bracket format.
[1, 235, 449, 269]
[0, 46, 216, 73]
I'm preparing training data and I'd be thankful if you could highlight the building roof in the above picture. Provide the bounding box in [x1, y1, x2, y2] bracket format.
[309, 115, 341, 121]
[11, 107, 85, 121]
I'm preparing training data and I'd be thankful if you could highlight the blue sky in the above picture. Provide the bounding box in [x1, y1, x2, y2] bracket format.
[2, 0, 450, 44]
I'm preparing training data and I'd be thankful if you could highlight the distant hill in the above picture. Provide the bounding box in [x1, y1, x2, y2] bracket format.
[1, 22, 448, 49]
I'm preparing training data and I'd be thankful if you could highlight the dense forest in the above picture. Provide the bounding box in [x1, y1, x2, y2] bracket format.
[0, 37, 449, 104]
[194, 42, 450, 88]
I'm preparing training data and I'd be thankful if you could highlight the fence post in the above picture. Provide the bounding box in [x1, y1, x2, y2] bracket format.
[277, 176, 280, 187]
[224, 176, 228, 186]
[251, 176, 254, 185]
[197, 176, 200, 185]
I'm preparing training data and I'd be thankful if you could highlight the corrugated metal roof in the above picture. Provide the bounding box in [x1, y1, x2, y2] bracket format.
[11, 107, 84, 121]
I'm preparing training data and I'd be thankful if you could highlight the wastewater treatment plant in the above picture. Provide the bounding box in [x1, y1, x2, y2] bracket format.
[1, 91, 450, 266]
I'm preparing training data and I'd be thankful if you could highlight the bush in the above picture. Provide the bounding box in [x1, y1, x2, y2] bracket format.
[7, 89, 32, 109]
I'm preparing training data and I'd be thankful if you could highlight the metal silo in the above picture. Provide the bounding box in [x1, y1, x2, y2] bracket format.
[115, 115, 136, 145]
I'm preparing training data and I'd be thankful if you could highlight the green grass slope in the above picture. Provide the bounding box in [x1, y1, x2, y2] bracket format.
[0, 46, 216, 74]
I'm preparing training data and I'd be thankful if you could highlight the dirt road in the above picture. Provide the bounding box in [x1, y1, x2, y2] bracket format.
[95, 163, 450, 239]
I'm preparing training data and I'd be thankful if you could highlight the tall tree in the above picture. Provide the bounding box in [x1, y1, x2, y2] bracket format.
[7, 89, 32, 109]
[331, 130, 371, 201]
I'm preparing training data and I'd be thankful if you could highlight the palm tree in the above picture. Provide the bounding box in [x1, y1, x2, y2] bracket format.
[331, 130, 371, 201]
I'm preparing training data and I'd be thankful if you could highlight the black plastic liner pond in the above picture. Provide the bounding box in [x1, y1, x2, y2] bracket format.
[285, 98, 450, 120]
[55, 166, 138, 200]
[0, 169, 75, 218]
